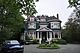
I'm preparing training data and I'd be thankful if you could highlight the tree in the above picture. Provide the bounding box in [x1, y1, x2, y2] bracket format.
[17, 0, 38, 16]
[68, 0, 80, 18]
[62, 18, 80, 43]
[68, 0, 80, 43]
[0, 0, 38, 42]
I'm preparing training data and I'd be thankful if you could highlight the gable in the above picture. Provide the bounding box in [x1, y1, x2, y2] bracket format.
[36, 27, 52, 31]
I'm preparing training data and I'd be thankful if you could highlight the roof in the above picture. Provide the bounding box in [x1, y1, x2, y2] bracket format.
[36, 27, 53, 32]
[48, 19, 61, 22]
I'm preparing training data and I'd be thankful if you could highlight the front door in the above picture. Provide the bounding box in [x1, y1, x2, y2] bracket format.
[42, 32, 47, 43]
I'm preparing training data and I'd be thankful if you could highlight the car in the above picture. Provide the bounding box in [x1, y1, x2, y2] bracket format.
[1, 40, 24, 53]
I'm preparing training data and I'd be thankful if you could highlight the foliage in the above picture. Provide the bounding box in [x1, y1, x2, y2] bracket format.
[31, 39, 39, 44]
[0, 0, 38, 42]
[37, 43, 60, 49]
[17, 0, 38, 16]
[51, 39, 67, 44]
[68, 0, 78, 8]
[68, 0, 80, 18]
[62, 18, 80, 43]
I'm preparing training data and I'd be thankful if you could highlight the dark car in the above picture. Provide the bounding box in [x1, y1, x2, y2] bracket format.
[1, 40, 24, 53]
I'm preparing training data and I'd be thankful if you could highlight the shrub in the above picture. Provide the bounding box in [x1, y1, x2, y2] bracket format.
[57, 39, 67, 44]
[37, 43, 60, 49]
[32, 39, 39, 44]
[51, 39, 67, 44]
[51, 43, 60, 49]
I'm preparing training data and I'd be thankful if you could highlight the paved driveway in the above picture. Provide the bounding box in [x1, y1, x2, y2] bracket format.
[24, 44, 80, 53]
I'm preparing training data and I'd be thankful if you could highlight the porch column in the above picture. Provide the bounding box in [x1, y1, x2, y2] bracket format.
[53, 32, 55, 39]
[37, 32, 39, 39]
[28, 32, 30, 37]
[39, 32, 42, 44]
[40, 32, 42, 38]
[33, 32, 35, 39]
[49, 32, 52, 40]
[59, 32, 61, 39]
[47, 32, 48, 40]
[57, 32, 59, 39]
[34, 32, 36, 39]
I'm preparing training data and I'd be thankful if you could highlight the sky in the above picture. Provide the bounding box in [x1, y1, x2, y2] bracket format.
[35, 0, 74, 26]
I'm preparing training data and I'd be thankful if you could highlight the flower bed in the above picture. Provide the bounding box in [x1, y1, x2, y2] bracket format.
[37, 43, 60, 49]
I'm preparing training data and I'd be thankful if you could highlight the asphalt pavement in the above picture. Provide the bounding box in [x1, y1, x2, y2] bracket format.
[24, 44, 80, 53]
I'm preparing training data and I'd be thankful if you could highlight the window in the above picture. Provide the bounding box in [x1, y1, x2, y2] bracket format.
[30, 18, 34, 21]
[28, 23, 36, 29]
[51, 22, 60, 29]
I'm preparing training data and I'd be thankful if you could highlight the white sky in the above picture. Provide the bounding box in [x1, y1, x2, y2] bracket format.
[35, 0, 74, 26]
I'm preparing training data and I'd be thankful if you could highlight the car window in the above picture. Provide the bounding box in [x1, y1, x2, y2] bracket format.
[10, 41, 20, 44]
[4, 40, 20, 44]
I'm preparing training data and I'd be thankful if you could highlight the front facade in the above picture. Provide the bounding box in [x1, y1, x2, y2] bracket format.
[24, 14, 62, 43]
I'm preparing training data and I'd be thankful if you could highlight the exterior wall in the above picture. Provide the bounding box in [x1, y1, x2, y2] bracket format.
[25, 15, 62, 42]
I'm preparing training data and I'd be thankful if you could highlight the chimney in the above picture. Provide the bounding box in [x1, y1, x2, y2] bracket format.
[57, 14, 59, 19]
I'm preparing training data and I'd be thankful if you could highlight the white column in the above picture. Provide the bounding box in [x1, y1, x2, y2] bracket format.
[37, 32, 39, 39]
[33, 32, 34, 39]
[51, 32, 52, 39]
[49, 32, 52, 40]
[59, 32, 61, 39]
[47, 32, 48, 40]
[58, 32, 60, 39]
[28, 32, 30, 37]
[34, 32, 36, 39]
[40, 32, 42, 39]
[39, 32, 42, 44]
[53, 32, 55, 39]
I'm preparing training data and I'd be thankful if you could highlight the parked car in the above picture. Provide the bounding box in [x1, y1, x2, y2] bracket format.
[0, 40, 24, 53]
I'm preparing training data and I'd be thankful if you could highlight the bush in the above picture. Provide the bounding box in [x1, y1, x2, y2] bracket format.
[32, 39, 39, 44]
[37, 43, 60, 49]
[51, 39, 67, 44]
[58, 39, 67, 44]
[51, 43, 60, 49]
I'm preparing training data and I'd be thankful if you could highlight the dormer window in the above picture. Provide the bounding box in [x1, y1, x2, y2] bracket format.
[30, 17, 34, 21]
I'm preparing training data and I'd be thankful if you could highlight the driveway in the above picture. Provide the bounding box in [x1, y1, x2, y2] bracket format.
[24, 44, 80, 53]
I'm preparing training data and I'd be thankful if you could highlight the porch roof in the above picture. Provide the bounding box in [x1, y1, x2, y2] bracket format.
[36, 27, 53, 32]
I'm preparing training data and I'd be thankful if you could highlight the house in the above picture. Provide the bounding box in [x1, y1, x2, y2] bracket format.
[24, 14, 62, 43]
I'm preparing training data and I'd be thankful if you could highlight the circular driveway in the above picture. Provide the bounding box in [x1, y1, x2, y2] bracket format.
[24, 44, 80, 53]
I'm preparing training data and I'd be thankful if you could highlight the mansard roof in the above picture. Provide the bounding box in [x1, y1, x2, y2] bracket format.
[26, 14, 62, 22]
[48, 19, 61, 22]
[47, 15, 61, 22]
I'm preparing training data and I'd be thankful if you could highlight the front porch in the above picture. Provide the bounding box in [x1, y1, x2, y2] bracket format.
[36, 31, 61, 44]
[36, 27, 61, 44]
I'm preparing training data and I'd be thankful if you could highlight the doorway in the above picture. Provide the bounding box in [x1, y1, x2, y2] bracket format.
[42, 32, 47, 43]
